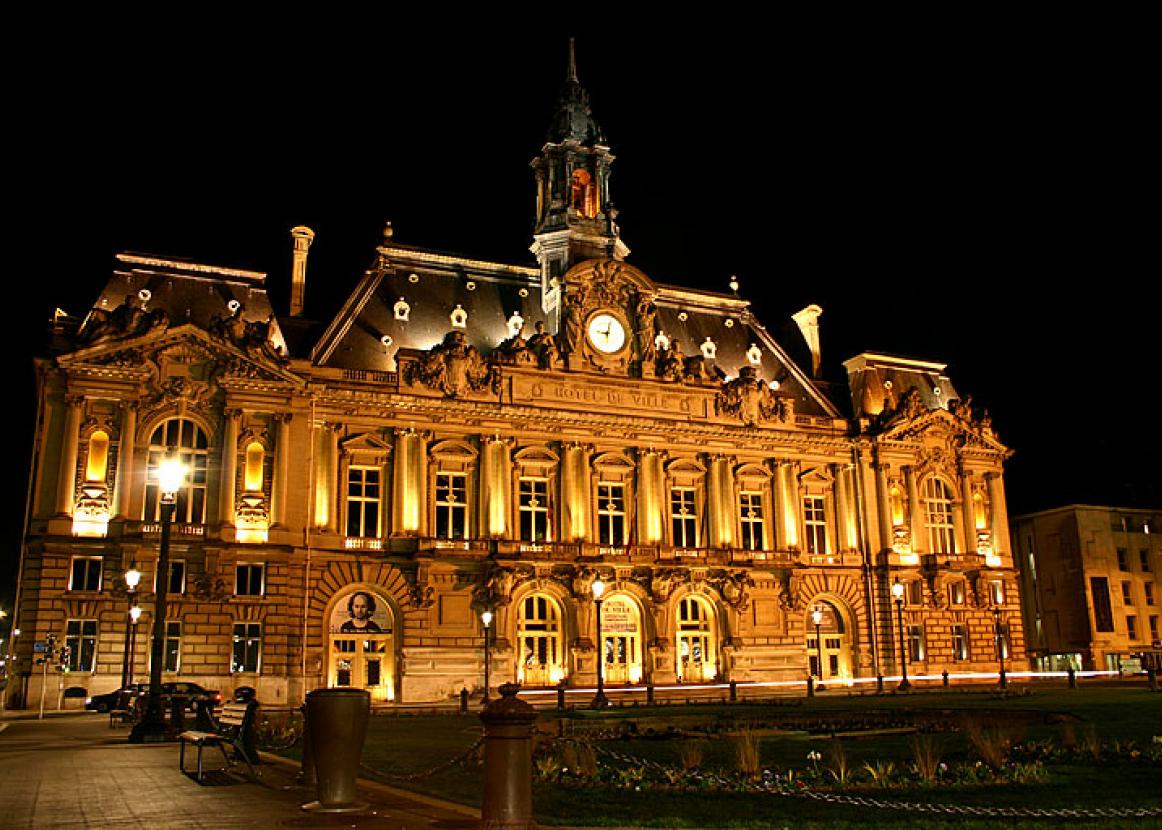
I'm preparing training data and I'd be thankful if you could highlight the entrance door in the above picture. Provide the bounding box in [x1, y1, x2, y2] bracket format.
[600, 595, 643, 684]
[806, 602, 849, 682]
[517, 595, 564, 686]
[676, 596, 717, 682]
[330, 635, 394, 702]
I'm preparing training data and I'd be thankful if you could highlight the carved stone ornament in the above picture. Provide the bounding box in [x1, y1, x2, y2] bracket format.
[472, 564, 518, 611]
[235, 494, 268, 526]
[772, 568, 796, 611]
[78, 293, 169, 345]
[73, 484, 110, 524]
[493, 326, 539, 367]
[406, 331, 499, 397]
[209, 304, 288, 365]
[191, 576, 230, 602]
[715, 366, 789, 426]
[709, 569, 754, 612]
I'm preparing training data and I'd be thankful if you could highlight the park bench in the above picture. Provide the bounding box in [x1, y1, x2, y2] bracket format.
[178, 700, 260, 783]
[108, 690, 137, 727]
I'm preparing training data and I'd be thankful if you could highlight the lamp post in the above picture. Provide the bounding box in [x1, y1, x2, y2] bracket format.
[811, 605, 826, 691]
[481, 610, 493, 706]
[591, 579, 608, 708]
[126, 606, 142, 687]
[891, 579, 911, 691]
[120, 562, 141, 689]
[992, 607, 1008, 689]
[130, 453, 187, 743]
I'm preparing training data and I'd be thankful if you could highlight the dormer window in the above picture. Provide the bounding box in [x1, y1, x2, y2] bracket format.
[700, 337, 717, 359]
[394, 298, 410, 321]
[450, 305, 468, 328]
[746, 344, 762, 365]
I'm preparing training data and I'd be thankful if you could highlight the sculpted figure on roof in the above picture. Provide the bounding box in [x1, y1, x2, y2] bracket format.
[715, 366, 789, 426]
[79, 293, 169, 345]
[407, 330, 498, 397]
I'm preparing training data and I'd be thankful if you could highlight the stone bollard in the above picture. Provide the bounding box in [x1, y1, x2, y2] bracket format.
[942, 670, 950, 688]
[729, 680, 738, 702]
[1147, 668, 1157, 691]
[876, 674, 884, 694]
[460, 687, 470, 714]
[807, 676, 815, 698]
[646, 684, 654, 706]
[1068, 667, 1077, 689]
[480, 682, 538, 830]
[298, 703, 317, 788]
[301, 688, 370, 814]
[999, 670, 1008, 690]
[556, 684, 566, 712]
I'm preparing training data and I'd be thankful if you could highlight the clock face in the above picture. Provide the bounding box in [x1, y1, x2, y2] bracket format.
[587, 313, 627, 354]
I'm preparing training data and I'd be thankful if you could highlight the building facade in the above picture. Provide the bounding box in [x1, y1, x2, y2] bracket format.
[7, 53, 1024, 708]
[1013, 505, 1161, 672]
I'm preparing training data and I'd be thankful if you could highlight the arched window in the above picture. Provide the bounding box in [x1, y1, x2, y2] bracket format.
[922, 478, 955, 554]
[571, 169, 597, 217]
[676, 596, 716, 682]
[516, 594, 564, 686]
[85, 430, 109, 483]
[144, 418, 209, 523]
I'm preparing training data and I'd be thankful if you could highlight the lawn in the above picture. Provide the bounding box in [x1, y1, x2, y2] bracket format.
[271, 685, 1162, 828]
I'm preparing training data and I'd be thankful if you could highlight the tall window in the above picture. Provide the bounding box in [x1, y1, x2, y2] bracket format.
[1146, 582, 1155, 606]
[922, 478, 955, 554]
[154, 560, 186, 594]
[164, 621, 182, 672]
[907, 624, 925, 662]
[1142, 550, 1152, 572]
[1090, 577, 1115, 632]
[1150, 616, 1159, 641]
[597, 483, 626, 545]
[65, 620, 98, 671]
[235, 563, 265, 596]
[989, 580, 1006, 606]
[1116, 548, 1128, 570]
[676, 596, 715, 681]
[803, 495, 827, 554]
[995, 622, 1010, 659]
[1121, 581, 1133, 605]
[519, 478, 550, 542]
[671, 487, 698, 547]
[232, 623, 261, 673]
[951, 624, 969, 661]
[346, 466, 381, 538]
[739, 491, 765, 551]
[906, 579, 925, 606]
[144, 418, 209, 523]
[69, 557, 103, 592]
[1127, 616, 1138, 640]
[948, 580, 966, 606]
[435, 472, 468, 540]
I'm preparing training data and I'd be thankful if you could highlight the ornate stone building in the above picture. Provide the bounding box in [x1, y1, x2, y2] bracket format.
[7, 50, 1024, 707]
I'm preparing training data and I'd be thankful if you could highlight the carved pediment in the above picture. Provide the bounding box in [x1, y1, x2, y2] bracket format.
[405, 331, 499, 398]
[877, 405, 1008, 454]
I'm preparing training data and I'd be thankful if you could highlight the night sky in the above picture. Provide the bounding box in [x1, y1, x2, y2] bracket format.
[6, 20, 1157, 604]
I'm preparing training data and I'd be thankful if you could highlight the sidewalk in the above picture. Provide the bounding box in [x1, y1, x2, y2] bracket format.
[0, 713, 480, 829]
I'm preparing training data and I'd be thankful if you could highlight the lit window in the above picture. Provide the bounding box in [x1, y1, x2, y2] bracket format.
[235, 563, 265, 596]
[989, 580, 1006, 606]
[65, 620, 98, 671]
[803, 495, 827, 554]
[948, 580, 966, 606]
[69, 557, 103, 592]
[519, 478, 551, 542]
[346, 466, 381, 538]
[597, 483, 626, 546]
[907, 624, 924, 662]
[435, 472, 468, 540]
[951, 624, 969, 661]
[671, 487, 698, 547]
[739, 491, 765, 551]
[922, 478, 955, 554]
[906, 579, 925, 606]
[144, 418, 209, 523]
[164, 621, 181, 672]
[231, 623, 261, 673]
[995, 621, 1010, 659]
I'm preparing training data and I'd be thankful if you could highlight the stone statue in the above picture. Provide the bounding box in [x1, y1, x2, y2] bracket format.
[657, 340, 685, 382]
[407, 331, 498, 397]
[527, 321, 560, 368]
[79, 293, 168, 344]
[635, 295, 658, 363]
[560, 292, 583, 355]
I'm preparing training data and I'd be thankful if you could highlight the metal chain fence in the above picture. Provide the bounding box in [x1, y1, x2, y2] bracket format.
[359, 736, 485, 783]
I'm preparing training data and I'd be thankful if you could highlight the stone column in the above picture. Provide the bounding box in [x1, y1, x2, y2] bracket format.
[392, 429, 426, 535]
[706, 454, 733, 549]
[772, 461, 792, 550]
[272, 413, 292, 527]
[480, 436, 511, 538]
[951, 482, 967, 555]
[636, 449, 664, 545]
[114, 402, 137, 519]
[559, 442, 590, 542]
[987, 473, 1011, 558]
[56, 395, 84, 516]
[961, 470, 977, 552]
[905, 466, 922, 553]
[219, 409, 240, 528]
[874, 460, 894, 551]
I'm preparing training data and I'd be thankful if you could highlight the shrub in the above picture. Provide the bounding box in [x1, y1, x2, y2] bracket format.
[963, 717, 1011, 771]
[910, 733, 942, 782]
[1080, 724, 1102, 760]
[825, 739, 853, 787]
[863, 759, 895, 787]
[677, 740, 704, 771]
[560, 741, 598, 778]
[733, 728, 761, 780]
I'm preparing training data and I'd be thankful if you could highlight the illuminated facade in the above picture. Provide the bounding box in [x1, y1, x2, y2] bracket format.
[1013, 505, 1161, 672]
[7, 51, 1025, 707]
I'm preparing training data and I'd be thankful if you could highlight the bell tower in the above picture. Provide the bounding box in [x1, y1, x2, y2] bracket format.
[531, 38, 629, 321]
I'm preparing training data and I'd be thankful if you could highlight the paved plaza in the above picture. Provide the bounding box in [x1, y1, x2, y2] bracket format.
[0, 711, 479, 829]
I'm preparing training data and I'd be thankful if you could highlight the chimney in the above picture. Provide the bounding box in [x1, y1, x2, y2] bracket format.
[289, 225, 315, 317]
[792, 304, 823, 377]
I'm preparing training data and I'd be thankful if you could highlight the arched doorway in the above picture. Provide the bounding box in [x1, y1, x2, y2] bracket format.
[600, 594, 643, 684]
[328, 588, 396, 702]
[675, 595, 717, 682]
[806, 601, 850, 682]
[516, 593, 565, 686]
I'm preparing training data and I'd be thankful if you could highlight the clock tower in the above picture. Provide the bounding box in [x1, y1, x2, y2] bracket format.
[531, 39, 629, 326]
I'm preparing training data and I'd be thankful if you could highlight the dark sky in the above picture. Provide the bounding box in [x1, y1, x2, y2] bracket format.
[7, 19, 1158, 603]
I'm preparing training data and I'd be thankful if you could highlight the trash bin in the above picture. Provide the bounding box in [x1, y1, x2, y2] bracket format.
[301, 688, 370, 813]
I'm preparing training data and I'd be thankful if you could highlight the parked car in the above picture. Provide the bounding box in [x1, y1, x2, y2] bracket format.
[86, 683, 143, 713]
[128, 681, 222, 712]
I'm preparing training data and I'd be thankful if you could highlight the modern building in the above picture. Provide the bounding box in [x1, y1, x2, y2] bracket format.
[1013, 505, 1161, 672]
[6, 47, 1024, 708]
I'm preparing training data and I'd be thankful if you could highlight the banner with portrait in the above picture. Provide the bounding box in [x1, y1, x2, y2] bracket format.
[330, 589, 393, 635]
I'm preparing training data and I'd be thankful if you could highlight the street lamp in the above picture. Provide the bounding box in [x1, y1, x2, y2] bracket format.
[591, 578, 608, 708]
[120, 562, 141, 688]
[811, 605, 826, 691]
[992, 607, 1008, 689]
[891, 579, 911, 691]
[130, 453, 187, 743]
[481, 610, 493, 706]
